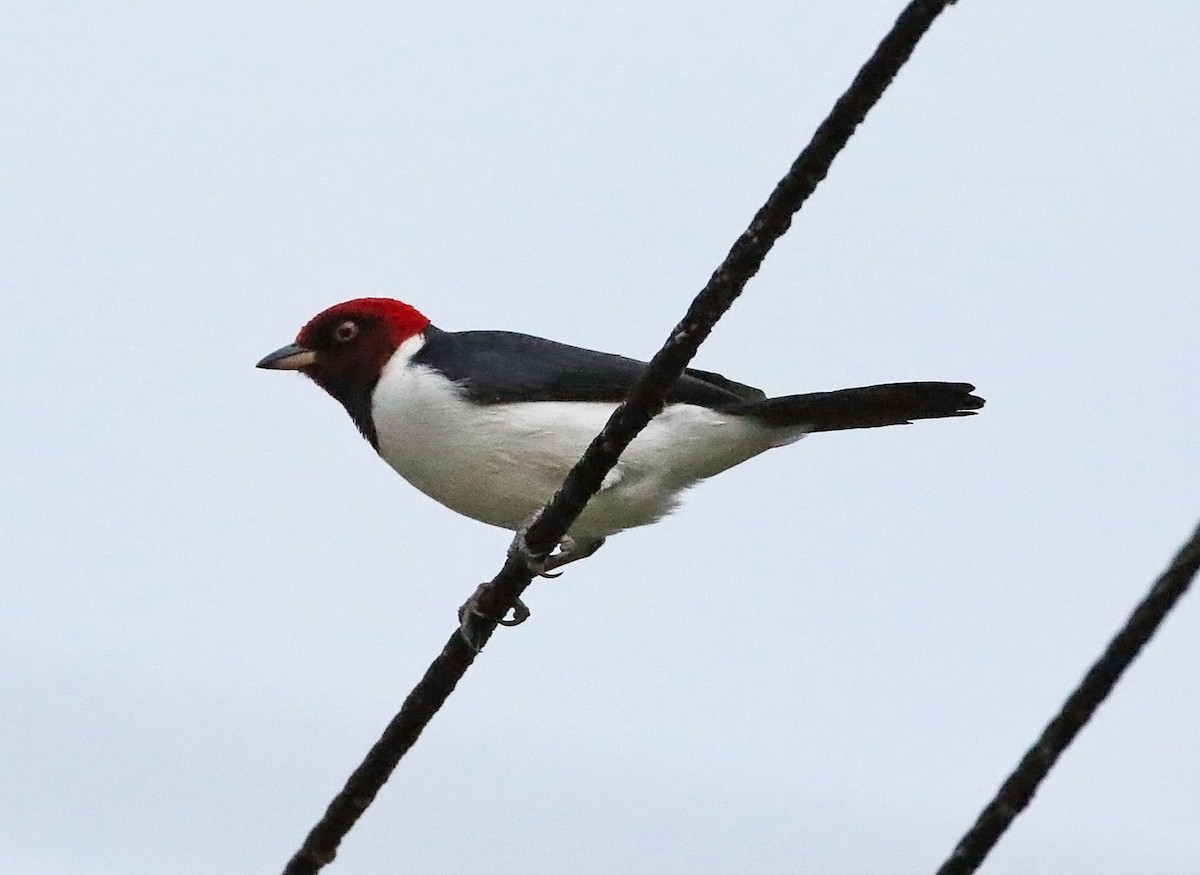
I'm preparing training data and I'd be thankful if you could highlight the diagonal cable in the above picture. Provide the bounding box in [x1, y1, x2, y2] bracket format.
[282, 2, 962, 872]
[935, 520, 1200, 875]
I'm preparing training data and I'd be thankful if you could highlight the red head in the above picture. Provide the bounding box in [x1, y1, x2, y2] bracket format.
[257, 298, 431, 433]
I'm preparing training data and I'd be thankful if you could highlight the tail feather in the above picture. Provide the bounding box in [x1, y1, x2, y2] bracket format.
[730, 382, 985, 432]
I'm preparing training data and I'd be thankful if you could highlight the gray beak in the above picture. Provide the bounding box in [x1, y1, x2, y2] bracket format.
[256, 342, 318, 370]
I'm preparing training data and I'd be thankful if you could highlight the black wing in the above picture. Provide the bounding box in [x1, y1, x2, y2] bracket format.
[412, 326, 765, 408]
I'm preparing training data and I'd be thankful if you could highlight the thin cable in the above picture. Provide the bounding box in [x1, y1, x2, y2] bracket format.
[936, 520, 1200, 875]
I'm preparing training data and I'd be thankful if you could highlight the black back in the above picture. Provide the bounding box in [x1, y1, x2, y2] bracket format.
[412, 326, 765, 408]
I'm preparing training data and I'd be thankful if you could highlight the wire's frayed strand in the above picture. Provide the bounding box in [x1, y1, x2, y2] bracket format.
[935, 520, 1200, 875]
[281, 2, 960, 872]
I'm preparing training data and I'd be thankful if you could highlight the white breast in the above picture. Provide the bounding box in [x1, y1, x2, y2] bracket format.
[370, 338, 808, 539]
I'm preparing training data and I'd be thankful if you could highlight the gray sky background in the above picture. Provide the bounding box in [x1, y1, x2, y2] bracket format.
[4, 3, 1198, 873]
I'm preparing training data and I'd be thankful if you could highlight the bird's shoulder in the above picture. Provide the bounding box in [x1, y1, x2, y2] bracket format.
[411, 326, 765, 407]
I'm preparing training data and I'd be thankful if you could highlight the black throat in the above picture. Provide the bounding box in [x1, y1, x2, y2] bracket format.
[335, 381, 379, 449]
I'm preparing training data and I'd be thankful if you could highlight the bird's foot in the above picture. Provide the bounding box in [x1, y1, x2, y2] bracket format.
[458, 531, 606, 649]
[542, 535, 606, 574]
[508, 527, 555, 576]
[457, 583, 531, 651]
[510, 526, 608, 578]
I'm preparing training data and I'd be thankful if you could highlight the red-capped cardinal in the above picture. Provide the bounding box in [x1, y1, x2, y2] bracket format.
[258, 298, 983, 623]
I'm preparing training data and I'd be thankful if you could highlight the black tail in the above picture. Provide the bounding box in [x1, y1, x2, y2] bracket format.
[729, 382, 984, 432]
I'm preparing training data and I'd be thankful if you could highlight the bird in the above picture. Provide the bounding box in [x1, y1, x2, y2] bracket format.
[258, 297, 983, 626]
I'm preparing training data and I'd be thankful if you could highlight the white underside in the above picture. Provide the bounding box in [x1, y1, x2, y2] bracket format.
[371, 337, 810, 539]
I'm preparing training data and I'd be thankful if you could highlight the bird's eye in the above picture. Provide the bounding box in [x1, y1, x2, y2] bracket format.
[334, 320, 359, 343]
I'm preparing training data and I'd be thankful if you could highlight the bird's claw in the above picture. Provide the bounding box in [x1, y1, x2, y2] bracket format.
[509, 528, 554, 576]
[497, 599, 531, 626]
[509, 527, 606, 577]
[458, 583, 530, 651]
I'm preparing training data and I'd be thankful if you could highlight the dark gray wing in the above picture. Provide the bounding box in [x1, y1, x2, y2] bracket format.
[412, 326, 765, 408]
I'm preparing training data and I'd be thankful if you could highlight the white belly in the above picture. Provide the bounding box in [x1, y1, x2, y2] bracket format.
[371, 352, 806, 539]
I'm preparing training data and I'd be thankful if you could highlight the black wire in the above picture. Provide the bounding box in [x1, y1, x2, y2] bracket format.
[936, 521, 1200, 875]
